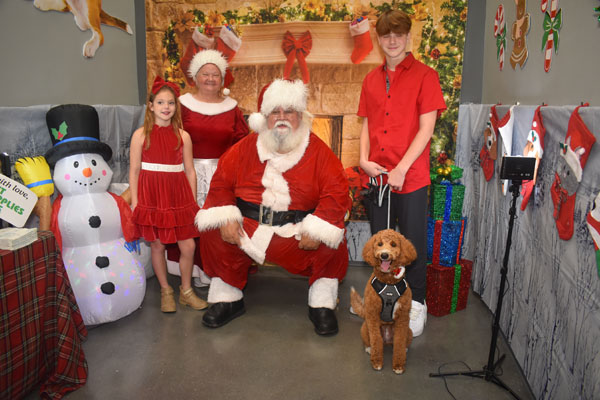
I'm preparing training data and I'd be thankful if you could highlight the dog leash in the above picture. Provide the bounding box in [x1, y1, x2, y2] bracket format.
[369, 172, 391, 229]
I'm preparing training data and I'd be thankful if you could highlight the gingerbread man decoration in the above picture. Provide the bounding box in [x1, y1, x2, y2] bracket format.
[510, 0, 530, 69]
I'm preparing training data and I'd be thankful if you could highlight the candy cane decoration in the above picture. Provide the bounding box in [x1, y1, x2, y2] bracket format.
[541, 0, 562, 72]
[494, 5, 506, 70]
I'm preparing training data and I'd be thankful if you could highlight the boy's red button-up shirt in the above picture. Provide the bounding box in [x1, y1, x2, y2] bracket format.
[358, 52, 446, 193]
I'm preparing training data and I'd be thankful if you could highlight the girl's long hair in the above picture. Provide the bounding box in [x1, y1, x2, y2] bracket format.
[142, 85, 183, 150]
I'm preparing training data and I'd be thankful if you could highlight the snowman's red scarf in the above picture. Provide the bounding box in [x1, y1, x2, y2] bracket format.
[51, 193, 138, 250]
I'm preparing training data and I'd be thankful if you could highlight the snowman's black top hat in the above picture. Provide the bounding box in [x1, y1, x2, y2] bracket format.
[44, 104, 113, 167]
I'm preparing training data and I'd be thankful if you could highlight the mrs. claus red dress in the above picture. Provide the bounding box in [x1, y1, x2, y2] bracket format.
[133, 124, 200, 244]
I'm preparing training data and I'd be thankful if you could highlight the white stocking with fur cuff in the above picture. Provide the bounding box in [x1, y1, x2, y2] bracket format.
[308, 277, 338, 310]
[207, 277, 243, 303]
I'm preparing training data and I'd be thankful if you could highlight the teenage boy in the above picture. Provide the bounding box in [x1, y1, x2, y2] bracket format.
[357, 9, 446, 337]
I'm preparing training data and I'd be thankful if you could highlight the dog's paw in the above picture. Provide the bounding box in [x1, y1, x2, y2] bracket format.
[371, 362, 383, 371]
[393, 367, 405, 375]
[364, 346, 371, 354]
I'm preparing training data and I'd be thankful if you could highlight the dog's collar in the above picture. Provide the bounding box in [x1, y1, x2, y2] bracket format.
[371, 277, 408, 322]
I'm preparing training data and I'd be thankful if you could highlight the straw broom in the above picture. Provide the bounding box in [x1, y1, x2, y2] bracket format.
[15, 156, 54, 231]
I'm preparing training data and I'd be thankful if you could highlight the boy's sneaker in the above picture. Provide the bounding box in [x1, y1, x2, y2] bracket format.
[409, 300, 427, 337]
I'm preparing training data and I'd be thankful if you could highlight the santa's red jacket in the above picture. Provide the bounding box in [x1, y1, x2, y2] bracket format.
[195, 125, 350, 264]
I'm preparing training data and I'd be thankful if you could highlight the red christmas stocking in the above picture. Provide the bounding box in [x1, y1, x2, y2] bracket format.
[349, 17, 373, 64]
[520, 105, 546, 210]
[479, 105, 500, 181]
[180, 27, 215, 87]
[497, 105, 515, 195]
[587, 192, 600, 278]
[551, 104, 596, 240]
[215, 25, 242, 62]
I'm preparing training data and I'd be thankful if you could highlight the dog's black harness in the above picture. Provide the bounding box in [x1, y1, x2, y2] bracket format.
[371, 277, 408, 322]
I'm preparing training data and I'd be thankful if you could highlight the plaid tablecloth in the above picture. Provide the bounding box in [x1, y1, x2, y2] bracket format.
[0, 231, 88, 400]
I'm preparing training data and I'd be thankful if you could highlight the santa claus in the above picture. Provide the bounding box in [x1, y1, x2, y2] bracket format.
[195, 79, 351, 335]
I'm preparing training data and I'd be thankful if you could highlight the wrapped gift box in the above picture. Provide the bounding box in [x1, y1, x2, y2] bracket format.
[427, 217, 466, 267]
[426, 259, 473, 317]
[429, 180, 465, 221]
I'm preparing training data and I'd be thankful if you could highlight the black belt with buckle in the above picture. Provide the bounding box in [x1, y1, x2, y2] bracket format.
[236, 198, 314, 226]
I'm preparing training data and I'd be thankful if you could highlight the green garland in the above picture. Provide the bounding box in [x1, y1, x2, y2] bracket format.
[161, 0, 466, 166]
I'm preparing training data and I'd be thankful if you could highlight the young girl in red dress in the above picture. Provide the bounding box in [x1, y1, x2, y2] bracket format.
[129, 76, 207, 313]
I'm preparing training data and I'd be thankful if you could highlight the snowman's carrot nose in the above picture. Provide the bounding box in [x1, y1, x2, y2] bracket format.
[82, 167, 92, 177]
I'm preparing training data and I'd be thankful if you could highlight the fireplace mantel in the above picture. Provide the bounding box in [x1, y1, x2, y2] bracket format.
[225, 21, 384, 66]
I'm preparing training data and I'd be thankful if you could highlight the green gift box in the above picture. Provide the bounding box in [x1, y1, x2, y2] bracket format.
[430, 180, 465, 221]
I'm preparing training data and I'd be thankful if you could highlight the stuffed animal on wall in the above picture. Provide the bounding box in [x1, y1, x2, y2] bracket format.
[33, 0, 132, 57]
[44, 104, 146, 326]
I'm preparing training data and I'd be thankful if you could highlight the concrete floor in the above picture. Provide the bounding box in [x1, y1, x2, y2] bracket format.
[28, 265, 535, 399]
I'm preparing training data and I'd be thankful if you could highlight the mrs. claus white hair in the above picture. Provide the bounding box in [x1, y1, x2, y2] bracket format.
[188, 49, 228, 85]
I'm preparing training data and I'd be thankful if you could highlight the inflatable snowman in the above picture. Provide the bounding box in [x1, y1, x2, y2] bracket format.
[44, 104, 146, 326]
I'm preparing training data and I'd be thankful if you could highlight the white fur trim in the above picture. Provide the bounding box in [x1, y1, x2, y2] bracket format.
[179, 93, 237, 115]
[207, 277, 243, 303]
[223, 88, 230, 96]
[308, 278, 338, 309]
[195, 205, 242, 231]
[218, 26, 242, 52]
[301, 214, 345, 249]
[192, 28, 215, 49]
[349, 18, 370, 36]
[261, 163, 291, 211]
[260, 79, 307, 116]
[248, 112, 267, 133]
[188, 49, 228, 82]
[238, 225, 274, 264]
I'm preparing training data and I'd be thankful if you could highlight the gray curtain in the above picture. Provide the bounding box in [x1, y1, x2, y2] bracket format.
[0, 105, 144, 184]
[456, 104, 600, 400]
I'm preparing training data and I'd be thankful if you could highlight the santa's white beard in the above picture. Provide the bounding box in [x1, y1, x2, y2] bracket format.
[261, 121, 305, 154]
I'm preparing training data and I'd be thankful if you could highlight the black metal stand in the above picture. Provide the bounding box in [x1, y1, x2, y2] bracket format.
[429, 180, 523, 400]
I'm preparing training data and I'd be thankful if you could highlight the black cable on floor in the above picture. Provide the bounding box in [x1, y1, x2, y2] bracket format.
[436, 361, 472, 400]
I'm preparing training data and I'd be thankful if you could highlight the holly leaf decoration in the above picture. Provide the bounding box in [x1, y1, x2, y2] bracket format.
[51, 121, 68, 141]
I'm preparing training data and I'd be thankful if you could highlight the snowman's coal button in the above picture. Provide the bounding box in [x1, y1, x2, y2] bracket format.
[89, 216, 101, 228]
[95, 256, 110, 269]
[101, 282, 115, 295]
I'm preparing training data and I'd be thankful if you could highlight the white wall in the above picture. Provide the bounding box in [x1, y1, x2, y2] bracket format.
[0, 0, 139, 106]
[482, 0, 600, 105]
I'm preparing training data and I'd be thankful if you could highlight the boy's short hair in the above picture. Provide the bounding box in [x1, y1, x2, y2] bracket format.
[375, 10, 412, 36]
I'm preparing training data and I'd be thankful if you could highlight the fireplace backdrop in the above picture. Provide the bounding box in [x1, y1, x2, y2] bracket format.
[144, 0, 467, 169]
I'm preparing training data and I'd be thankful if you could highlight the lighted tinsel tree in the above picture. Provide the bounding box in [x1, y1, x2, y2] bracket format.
[417, 0, 467, 163]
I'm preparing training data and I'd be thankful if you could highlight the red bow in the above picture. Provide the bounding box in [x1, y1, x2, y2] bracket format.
[151, 75, 181, 98]
[281, 30, 312, 84]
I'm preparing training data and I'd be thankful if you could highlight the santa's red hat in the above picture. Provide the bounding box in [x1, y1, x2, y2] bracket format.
[188, 49, 230, 95]
[248, 79, 308, 133]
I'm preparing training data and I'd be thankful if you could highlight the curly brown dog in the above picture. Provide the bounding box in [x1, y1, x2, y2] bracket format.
[350, 229, 417, 374]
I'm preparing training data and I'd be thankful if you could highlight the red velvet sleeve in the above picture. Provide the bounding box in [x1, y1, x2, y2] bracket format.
[232, 107, 249, 145]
